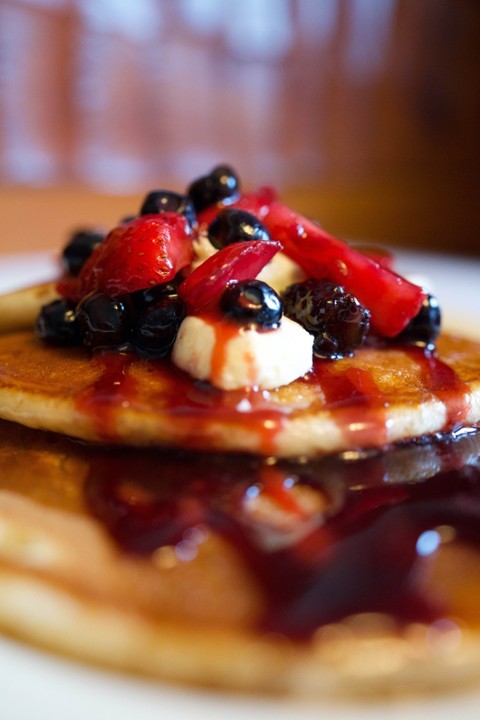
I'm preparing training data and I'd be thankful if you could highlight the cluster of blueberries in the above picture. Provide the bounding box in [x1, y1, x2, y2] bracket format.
[35, 164, 441, 361]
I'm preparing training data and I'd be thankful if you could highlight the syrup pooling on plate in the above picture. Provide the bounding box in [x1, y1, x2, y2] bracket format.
[85, 430, 480, 640]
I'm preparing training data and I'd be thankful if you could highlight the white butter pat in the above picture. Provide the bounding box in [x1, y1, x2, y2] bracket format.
[172, 315, 313, 391]
[258, 251, 306, 294]
[191, 232, 216, 269]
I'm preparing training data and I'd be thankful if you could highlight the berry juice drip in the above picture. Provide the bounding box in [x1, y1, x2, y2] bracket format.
[201, 313, 259, 389]
[85, 431, 480, 640]
[75, 352, 138, 441]
[405, 347, 471, 427]
[151, 362, 285, 455]
[304, 361, 389, 446]
[209, 318, 241, 385]
[74, 348, 285, 454]
[72, 340, 471, 455]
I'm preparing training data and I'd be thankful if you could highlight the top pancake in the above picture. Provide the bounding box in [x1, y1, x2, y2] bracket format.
[0, 331, 479, 457]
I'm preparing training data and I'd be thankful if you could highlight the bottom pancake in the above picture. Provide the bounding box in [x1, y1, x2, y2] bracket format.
[2, 419, 480, 696]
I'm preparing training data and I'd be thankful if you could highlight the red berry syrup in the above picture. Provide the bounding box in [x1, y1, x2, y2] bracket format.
[85, 429, 480, 640]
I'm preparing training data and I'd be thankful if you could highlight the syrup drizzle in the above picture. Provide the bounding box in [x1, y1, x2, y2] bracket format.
[75, 349, 285, 455]
[405, 347, 471, 427]
[85, 431, 480, 640]
[156, 362, 285, 455]
[75, 352, 138, 441]
[305, 361, 389, 446]
[74, 343, 472, 454]
[205, 314, 254, 388]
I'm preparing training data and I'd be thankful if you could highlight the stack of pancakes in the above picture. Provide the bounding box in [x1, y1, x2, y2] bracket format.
[1, 327, 480, 695]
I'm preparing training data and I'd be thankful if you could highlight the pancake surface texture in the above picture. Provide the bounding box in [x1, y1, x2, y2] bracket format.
[0, 331, 479, 457]
[2, 419, 480, 697]
[0, 326, 480, 696]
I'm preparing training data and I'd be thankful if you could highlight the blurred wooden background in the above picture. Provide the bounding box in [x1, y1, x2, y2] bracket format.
[0, 0, 479, 255]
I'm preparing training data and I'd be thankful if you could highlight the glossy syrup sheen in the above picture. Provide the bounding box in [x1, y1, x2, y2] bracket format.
[74, 341, 472, 454]
[405, 347, 471, 425]
[76, 348, 287, 452]
[22, 340, 479, 640]
[84, 429, 480, 639]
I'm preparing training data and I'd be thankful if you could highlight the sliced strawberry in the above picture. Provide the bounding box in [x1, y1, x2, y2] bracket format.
[198, 190, 422, 336]
[179, 240, 281, 313]
[59, 214, 193, 301]
[197, 186, 277, 228]
[352, 244, 395, 271]
[262, 202, 426, 338]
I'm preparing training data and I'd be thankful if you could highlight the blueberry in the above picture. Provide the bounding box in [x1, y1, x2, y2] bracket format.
[187, 164, 240, 213]
[35, 299, 82, 346]
[131, 295, 186, 358]
[282, 279, 370, 359]
[140, 190, 196, 228]
[127, 278, 182, 316]
[395, 293, 441, 347]
[220, 280, 282, 330]
[76, 293, 130, 351]
[62, 228, 105, 276]
[208, 208, 271, 250]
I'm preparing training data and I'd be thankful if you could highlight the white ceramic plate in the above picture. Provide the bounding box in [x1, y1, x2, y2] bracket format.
[1, 249, 480, 720]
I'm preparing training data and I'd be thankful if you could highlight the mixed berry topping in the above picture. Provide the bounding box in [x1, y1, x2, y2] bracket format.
[178, 239, 280, 314]
[187, 164, 240, 213]
[258, 201, 426, 338]
[220, 280, 282, 330]
[60, 214, 194, 302]
[36, 164, 439, 373]
[207, 208, 271, 249]
[282, 279, 371, 359]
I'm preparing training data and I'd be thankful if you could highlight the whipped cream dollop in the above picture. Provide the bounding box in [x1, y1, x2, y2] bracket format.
[172, 315, 313, 391]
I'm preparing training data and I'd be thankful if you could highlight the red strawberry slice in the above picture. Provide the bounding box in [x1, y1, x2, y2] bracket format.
[197, 190, 424, 337]
[197, 186, 277, 228]
[262, 202, 426, 338]
[179, 239, 281, 313]
[352, 244, 395, 270]
[59, 214, 193, 301]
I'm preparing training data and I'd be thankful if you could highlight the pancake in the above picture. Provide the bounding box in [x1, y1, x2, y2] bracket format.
[2, 418, 480, 696]
[0, 331, 479, 458]
[1, 328, 480, 696]
[1, 171, 480, 698]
